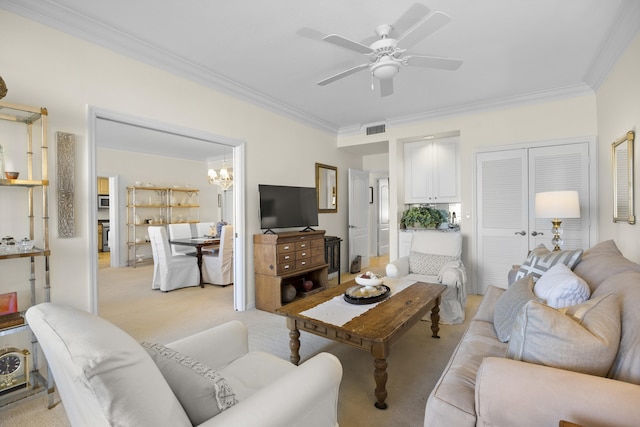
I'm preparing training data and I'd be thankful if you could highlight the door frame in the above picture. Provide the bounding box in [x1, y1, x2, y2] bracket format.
[87, 106, 246, 313]
[472, 135, 598, 294]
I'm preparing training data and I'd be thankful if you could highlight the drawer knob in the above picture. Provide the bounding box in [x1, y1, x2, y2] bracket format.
[301, 252, 306, 256]
[345, 333, 351, 339]
[284, 255, 290, 260]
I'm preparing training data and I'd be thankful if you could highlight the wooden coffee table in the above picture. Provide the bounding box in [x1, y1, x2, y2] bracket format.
[276, 280, 446, 409]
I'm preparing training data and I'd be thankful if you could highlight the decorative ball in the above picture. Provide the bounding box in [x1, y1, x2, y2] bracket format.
[303, 280, 314, 291]
[281, 284, 297, 303]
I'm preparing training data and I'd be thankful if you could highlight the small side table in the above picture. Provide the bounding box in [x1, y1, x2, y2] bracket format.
[324, 236, 342, 283]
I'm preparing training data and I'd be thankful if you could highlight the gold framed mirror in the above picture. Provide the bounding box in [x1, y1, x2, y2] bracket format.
[316, 163, 337, 213]
[612, 130, 635, 224]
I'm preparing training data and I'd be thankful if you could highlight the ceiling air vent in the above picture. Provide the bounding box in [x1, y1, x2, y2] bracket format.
[366, 124, 386, 135]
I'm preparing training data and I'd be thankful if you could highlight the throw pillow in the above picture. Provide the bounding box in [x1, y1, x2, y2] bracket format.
[513, 244, 583, 282]
[493, 276, 542, 342]
[142, 342, 238, 425]
[533, 263, 590, 308]
[505, 293, 620, 377]
[409, 251, 457, 276]
[572, 239, 640, 292]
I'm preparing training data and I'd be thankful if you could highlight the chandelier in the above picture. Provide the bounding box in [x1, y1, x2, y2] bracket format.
[207, 160, 233, 191]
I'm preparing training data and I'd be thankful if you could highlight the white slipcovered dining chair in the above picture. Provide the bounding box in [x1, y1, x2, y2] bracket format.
[149, 226, 200, 292]
[195, 222, 216, 237]
[168, 223, 195, 256]
[202, 225, 233, 286]
[386, 231, 467, 324]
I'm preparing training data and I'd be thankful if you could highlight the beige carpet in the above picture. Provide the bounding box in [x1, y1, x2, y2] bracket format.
[1, 259, 480, 427]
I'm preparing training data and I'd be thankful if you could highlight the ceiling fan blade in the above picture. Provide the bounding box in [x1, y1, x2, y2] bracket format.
[360, 3, 431, 45]
[390, 3, 431, 38]
[323, 34, 373, 54]
[296, 27, 327, 42]
[317, 63, 370, 86]
[380, 79, 394, 97]
[397, 11, 451, 50]
[404, 55, 463, 71]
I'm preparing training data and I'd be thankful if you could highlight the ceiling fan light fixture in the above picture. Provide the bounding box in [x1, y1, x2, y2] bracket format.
[371, 57, 400, 80]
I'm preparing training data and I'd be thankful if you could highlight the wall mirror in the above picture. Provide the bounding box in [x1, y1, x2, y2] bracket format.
[316, 163, 338, 213]
[612, 130, 635, 224]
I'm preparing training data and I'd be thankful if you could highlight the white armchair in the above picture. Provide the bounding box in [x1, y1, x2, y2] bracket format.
[26, 303, 343, 427]
[386, 231, 467, 324]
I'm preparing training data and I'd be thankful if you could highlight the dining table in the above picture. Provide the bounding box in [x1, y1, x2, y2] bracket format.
[168, 237, 220, 287]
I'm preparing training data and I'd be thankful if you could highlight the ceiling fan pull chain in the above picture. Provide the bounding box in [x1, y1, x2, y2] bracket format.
[371, 73, 375, 91]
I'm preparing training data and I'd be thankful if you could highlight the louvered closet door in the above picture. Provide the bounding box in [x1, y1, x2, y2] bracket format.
[477, 149, 529, 294]
[529, 143, 590, 251]
[476, 142, 591, 294]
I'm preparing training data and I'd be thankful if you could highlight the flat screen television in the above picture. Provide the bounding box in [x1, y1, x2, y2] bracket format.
[259, 184, 319, 232]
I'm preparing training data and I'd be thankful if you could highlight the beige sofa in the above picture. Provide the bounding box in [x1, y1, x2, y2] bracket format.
[424, 240, 640, 427]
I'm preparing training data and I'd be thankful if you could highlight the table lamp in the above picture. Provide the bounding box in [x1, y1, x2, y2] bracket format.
[535, 191, 581, 251]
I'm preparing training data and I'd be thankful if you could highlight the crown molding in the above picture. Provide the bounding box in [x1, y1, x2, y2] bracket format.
[583, 0, 640, 89]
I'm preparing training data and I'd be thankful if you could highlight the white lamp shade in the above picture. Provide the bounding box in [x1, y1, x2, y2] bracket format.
[535, 191, 581, 219]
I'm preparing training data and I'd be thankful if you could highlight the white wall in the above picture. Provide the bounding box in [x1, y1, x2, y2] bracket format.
[341, 95, 599, 292]
[596, 31, 640, 261]
[0, 10, 361, 311]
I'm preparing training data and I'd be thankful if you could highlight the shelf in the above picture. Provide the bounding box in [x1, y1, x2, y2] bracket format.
[0, 100, 52, 409]
[0, 248, 50, 260]
[0, 179, 49, 187]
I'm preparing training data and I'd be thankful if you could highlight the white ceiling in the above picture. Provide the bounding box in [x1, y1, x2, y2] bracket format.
[3, 0, 640, 141]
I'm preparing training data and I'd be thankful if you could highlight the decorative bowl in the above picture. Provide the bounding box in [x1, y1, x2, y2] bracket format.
[355, 272, 383, 287]
[17, 239, 35, 252]
[5, 171, 19, 179]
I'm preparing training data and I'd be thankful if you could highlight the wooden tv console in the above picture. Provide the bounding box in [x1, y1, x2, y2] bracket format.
[254, 230, 328, 313]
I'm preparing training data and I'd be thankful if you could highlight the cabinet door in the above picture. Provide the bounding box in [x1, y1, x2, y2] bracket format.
[404, 137, 460, 203]
[98, 177, 109, 195]
[404, 140, 433, 203]
[432, 137, 459, 203]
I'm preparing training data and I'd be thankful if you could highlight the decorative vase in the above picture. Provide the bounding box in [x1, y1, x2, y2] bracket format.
[281, 284, 297, 303]
[303, 280, 314, 292]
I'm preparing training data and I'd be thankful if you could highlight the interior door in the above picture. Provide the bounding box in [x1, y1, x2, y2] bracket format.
[529, 143, 590, 250]
[377, 177, 390, 255]
[476, 149, 529, 294]
[348, 168, 370, 270]
[476, 141, 592, 293]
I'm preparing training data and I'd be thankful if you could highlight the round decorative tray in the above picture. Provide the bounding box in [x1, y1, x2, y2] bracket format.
[344, 284, 391, 305]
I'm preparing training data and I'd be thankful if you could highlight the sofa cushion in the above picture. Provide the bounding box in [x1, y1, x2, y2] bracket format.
[473, 285, 504, 323]
[143, 342, 238, 425]
[506, 293, 620, 377]
[514, 244, 583, 282]
[425, 319, 508, 427]
[533, 263, 590, 308]
[220, 351, 297, 401]
[409, 251, 458, 276]
[493, 276, 542, 342]
[573, 240, 640, 292]
[592, 270, 640, 384]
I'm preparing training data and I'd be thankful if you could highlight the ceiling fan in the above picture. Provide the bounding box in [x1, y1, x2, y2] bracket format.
[317, 4, 463, 97]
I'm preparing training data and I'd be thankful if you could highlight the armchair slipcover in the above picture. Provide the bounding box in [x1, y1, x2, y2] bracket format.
[26, 303, 343, 427]
[202, 225, 233, 286]
[149, 226, 200, 291]
[168, 223, 195, 256]
[386, 230, 467, 324]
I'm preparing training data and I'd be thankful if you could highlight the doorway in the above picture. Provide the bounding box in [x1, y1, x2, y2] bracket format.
[88, 107, 246, 313]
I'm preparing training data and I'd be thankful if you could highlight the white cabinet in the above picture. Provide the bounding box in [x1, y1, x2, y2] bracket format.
[404, 136, 460, 203]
